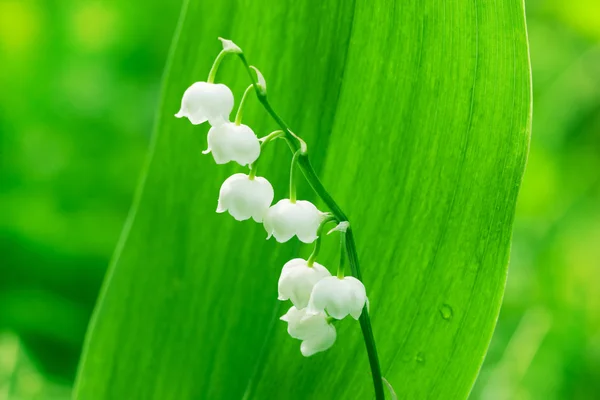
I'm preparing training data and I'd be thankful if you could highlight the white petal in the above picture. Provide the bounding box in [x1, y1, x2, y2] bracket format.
[207, 125, 233, 164]
[263, 216, 274, 240]
[345, 276, 368, 320]
[176, 82, 233, 126]
[264, 200, 297, 243]
[217, 173, 274, 222]
[277, 259, 331, 308]
[280, 306, 335, 354]
[294, 200, 326, 243]
[300, 323, 336, 357]
[207, 123, 260, 166]
[263, 199, 325, 243]
[209, 115, 228, 127]
[308, 276, 367, 320]
[279, 306, 306, 339]
[280, 307, 337, 357]
[308, 277, 349, 319]
[229, 124, 261, 166]
[249, 177, 275, 223]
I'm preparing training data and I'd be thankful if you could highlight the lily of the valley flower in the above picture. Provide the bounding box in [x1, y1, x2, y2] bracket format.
[280, 306, 336, 357]
[204, 122, 260, 166]
[278, 258, 331, 308]
[175, 82, 234, 126]
[217, 173, 274, 222]
[308, 276, 368, 320]
[264, 199, 326, 243]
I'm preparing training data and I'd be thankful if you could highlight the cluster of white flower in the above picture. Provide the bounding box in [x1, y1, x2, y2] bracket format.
[175, 38, 368, 357]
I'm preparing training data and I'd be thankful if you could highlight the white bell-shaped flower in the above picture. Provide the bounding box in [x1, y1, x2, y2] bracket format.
[263, 199, 326, 243]
[278, 258, 331, 308]
[175, 82, 234, 126]
[204, 122, 260, 166]
[280, 306, 336, 357]
[308, 276, 367, 320]
[217, 173, 274, 222]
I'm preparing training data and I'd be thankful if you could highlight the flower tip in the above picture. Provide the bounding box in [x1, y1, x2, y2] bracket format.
[274, 236, 289, 244]
[249, 66, 267, 96]
[300, 345, 316, 357]
[298, 235, 318, 244]
[350, 310, 362, 320]
[327, 221, 350, 235]
[218, 37, 242, 54]
[202, 148, 211, 155]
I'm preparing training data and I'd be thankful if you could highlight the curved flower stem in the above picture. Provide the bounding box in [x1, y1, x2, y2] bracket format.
[289, 150, 301, 203]
[307, 215, 338, 266]
[259, 129, 286, 144]
[236, 53, 385, 400]
[207, 49, 229, 83]
[249, 130, 285, 179]
[235, 84, 255, 125]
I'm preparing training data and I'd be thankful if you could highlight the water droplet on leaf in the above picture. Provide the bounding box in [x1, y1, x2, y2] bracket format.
[439, 303, 453, 320]
[415, 352, 425, 364]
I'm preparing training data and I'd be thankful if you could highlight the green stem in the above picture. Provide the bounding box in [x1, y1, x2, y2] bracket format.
[207, 49, 228, 83]
[260, 130, 285, 144]
[337, 231, 346, 279]
[289, 150, 301, 203]
[235, 84, 254, 125]
[307, 215, 337, 266]
[236, 53, 385, 400]
[346, 227, 385, 400]
[249, 130, 285, 179]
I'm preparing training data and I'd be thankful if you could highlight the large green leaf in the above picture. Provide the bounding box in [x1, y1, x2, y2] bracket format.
[74, 0, 531, 398]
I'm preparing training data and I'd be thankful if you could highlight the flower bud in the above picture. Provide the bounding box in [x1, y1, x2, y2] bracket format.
[278, 258, 331, 308]
[175, 82, 234, 126]
[280, 306, 336, 357]
[205, 122, 260, 166]
[217, 173, 274, 222]
[308, 276, 367, 320]
[218, 37, 242, 54]
[263, 199, 326, 243]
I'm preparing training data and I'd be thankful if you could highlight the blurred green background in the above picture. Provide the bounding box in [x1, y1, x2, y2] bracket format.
[0, 0, 598, 398]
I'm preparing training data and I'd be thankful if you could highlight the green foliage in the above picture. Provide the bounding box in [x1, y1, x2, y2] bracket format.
[73, 0, 531, 398]
[0, 0, 178, 394]
[4, 0, 598, 399]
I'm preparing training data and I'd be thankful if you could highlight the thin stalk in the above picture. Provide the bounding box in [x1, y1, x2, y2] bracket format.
[236, 53, 385, 400]
[207, 49, 228, 83]
[289, 150, 301, 203]
[235, 84, 254, 125]
[249, 130, 285, 179]
[347, 227, 385, 400]
[337, 231, 346, 279]
[307, 215, 337, 266]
